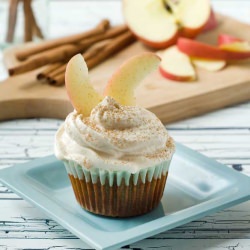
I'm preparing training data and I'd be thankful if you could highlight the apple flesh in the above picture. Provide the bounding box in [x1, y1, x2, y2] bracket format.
[123, 0, 211, 49]
[178, 38, 250, 60]
[65, 54, 103, 116]
[159, 46, 196, 82]
[104, 53, 160, 105]
[192, 58, 226, 71]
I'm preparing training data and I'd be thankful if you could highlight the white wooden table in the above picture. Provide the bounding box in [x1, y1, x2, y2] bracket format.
[0, 1, 250, 249]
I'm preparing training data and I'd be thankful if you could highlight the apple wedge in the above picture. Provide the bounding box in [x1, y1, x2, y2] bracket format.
[218, 34, 243, 45]
[123, 0, 211, 49]
[104, 53, 160, 106]
[65, 54, 103, 116]
[159, 46, 196, 82]
[192, 58, 226, 71]
[178, 38, 250, 60]
[218, 34, 250, 52]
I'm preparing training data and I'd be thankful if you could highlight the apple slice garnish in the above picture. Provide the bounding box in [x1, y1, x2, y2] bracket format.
[192, 58, 226, 71]
[178, 38, 250, 60]
[104, 53, 160, 105]
[159, 46, 196, 82]
[123, 0, 211, 49]
[65, 54, 103, 116]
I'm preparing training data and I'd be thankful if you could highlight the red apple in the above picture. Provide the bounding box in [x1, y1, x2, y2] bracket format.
[178, 38, 250, 60]
[202, 9, 217, 33]
[159, 46, 196, 82]
[123, 0, 211, 49]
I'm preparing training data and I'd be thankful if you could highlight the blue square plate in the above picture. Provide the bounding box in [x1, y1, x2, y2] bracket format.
[0, 143, 249, 250]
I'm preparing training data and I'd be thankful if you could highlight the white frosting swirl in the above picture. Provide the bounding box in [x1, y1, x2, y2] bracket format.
[55, 96, 175, 173]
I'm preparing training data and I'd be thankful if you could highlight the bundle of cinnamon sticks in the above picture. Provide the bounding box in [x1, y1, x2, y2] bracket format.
[9, 19, 136, 86]
[6, 0, 44, 43]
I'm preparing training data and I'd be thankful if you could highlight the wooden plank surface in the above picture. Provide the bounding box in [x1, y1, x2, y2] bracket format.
[1, 14, 250, 123]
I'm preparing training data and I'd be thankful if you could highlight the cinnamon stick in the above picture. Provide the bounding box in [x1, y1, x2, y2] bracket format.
[47, 64, 66, 81]
[37, 63, 62, 80]
[23, 0, 33, 42]
[49, 31, 135, 86]
[6, 0, 19, 43]
[16, 19, 110, 61]
[9, 25, 128, 76]
[87, 30, 136, 69]
[48, 40, 111, 85]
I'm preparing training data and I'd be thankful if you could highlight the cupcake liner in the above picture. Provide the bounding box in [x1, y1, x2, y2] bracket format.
[64, 159, 172, 217]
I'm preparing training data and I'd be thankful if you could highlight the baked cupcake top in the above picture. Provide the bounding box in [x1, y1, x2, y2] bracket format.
[55, 96, 174, 173]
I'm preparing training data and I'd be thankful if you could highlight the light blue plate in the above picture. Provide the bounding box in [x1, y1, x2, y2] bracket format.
[0, 143, 249, 250]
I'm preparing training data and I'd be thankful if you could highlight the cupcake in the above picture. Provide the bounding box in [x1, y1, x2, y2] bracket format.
[55, 53, 175, 217]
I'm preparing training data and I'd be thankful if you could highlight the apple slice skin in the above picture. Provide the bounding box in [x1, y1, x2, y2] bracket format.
[159, 67, 195, 82]
[65, 54, 103, 117]
[135, 32, 179, 50]
[159, 46, 196, 82]
[218, 34, 250, 52]
[218, 34, 243, 46]
[178, 38, 250, 60]
[104, 53, 160, 106]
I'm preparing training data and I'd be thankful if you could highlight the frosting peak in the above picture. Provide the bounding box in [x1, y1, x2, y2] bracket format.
[55, 97, 175, 173]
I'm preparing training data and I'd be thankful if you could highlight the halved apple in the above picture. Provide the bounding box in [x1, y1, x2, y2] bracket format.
[65, 54, 103, 116]
[192, 58, 226, 71]
[159, 46, 196, 82]
[104, 53, 160, 105]
[178, 38, 250, 60]
[123, 0, 211, 49]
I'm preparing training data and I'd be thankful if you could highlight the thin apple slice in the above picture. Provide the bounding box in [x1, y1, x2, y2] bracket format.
[65, 54, 103, 116]
[178, 38, 250, 60]
[104, 53, 160, 106]
[192, 58, 226, 71]
[218, 34, 250, 52]
[220, 42, 250, 52]
[159, 46, 196, 82]
[218, 34, 243, 45]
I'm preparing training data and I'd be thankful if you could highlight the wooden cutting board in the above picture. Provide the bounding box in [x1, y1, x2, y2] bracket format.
[1, 14, 250, 124]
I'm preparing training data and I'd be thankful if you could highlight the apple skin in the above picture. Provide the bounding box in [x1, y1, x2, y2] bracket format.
[159, 46, 196, 82]
[218, 34, 243, 45]
[159, 67, 195, 82]
[178, 38, 250, 60]
[132, 30, 179, 50]
[202, 10, 217, 32]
